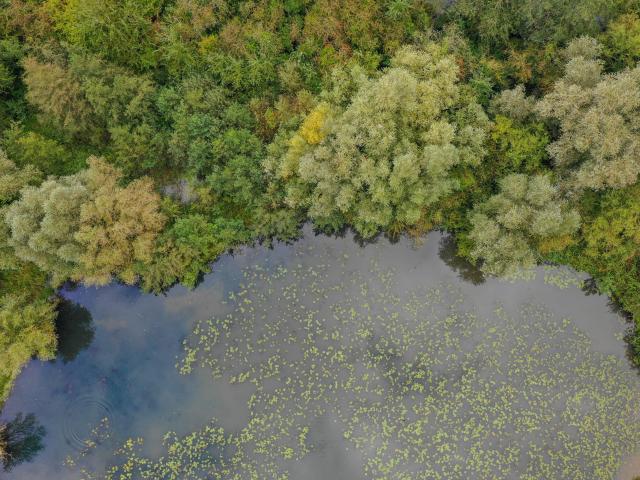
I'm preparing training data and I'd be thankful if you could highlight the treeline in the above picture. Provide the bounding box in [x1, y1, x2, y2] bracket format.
[2, 0, 640, 454]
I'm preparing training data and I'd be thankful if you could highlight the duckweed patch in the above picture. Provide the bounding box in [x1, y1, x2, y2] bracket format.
[75, 245, 640, 479]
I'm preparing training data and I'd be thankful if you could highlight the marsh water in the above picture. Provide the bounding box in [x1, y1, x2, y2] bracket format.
[2, 227, 640, 479]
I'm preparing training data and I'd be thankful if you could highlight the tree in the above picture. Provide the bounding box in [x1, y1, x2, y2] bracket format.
[447, 0, 630, 49]
[489, 115, 549, 175]
[24, 53, 167, 175]
[0, 36, 27, 130]
[601, 13, 640, 70]
[269, 44, 489, 238]
[206, 128, 266, 213]
[4, 173, 88, 284]
[4, 157, 165, 285]
[75, 157, 165, 285]
[22, 57, 94, 138]
[536, 37, 640, 190]
[54, 0, 164, 70]
[0, 151, 59, 418]
[468, 174, 580, 276]
[0, 149, 42, 270]
[583, 185, 640, 267]
[140, 215, 247, 291]
[0, 149, 41, 205]
[157, 0, 224, 78]
[1, 124, 82, 176]
[487, 86, 550, 176]
[301, 0, 429, 63]
[0, 294, 57, 402]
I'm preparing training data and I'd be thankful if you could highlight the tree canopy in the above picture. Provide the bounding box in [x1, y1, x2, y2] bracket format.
[537, 38, 640, 191]
[270, 44, 489, 238]
[3, 0, 640, 427]
[4, 157, 164, 285]
[468, 174, 580, 276]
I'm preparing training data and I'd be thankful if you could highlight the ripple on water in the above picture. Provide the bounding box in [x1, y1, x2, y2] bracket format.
[63, 394, 114, 452]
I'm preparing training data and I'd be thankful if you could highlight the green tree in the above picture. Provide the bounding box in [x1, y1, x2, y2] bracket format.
[601, 13, 640, 70]
[448, 0, 630, 49]
[583, 185, 640, 268]
[23, 53, 166, 175]
[1, 124, 82, 175]
[302, 0, 429, 63]
[0, 294, 57, 402]
[571, 185, 640, 311]
[55, 0, 164, 70]
[159, 77, 259, 177]
[489, 115, 549, 175]
[468, 174, 580, 276]
[270, 44, 489, 238]
[157, 0, 229, 78]
[140, 214, 247, 291]
[0, 36, 27, 130]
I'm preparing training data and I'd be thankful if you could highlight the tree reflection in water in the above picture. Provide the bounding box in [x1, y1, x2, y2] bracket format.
[1, 413, 46, 472]
[55, 298, 94, 364]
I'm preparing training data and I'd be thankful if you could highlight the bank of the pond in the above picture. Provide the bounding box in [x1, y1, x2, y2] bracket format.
[1, 228, 639, 479]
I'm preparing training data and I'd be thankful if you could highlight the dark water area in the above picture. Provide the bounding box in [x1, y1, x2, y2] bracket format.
[2, 227, 639, 479]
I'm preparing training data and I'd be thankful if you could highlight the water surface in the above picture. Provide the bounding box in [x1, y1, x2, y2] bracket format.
[2, 228, 639, 479]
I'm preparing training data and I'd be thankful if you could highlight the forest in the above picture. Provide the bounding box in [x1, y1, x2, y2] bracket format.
[1, 0, 640, 470]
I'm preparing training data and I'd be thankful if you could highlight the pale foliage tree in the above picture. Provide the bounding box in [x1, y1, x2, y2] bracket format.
[537, 37, 640, 190]
[0, 150, 42, 205]
[491, 85, 536, 122]
[269, 44, 489, 238]
[4, 174, 89, 284]
[0, 150, 42, 270]
[469, 174, 580, 277]
[4, 157, 164, 285]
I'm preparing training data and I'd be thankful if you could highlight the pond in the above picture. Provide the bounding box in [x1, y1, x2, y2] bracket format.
[2, 227, 640, 479]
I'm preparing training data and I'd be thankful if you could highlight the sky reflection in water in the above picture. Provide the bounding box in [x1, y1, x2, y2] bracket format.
[2, 227, 638, 479]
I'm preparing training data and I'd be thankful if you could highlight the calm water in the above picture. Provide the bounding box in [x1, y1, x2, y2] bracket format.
[2, 228, 639, 479]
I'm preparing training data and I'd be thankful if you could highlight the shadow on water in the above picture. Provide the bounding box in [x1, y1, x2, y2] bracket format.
[1, 414, 46, 472]
[54, 298, 95, 364]
[579, 278, 640, 372]
[437, 234, 485, 285]
[581, 277, 600, 296]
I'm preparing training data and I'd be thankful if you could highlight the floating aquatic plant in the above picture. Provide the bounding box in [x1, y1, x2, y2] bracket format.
[74, 245, 640, 479]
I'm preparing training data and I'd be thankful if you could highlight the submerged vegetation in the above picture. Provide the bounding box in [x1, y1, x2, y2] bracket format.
[2, 0, 640, 475]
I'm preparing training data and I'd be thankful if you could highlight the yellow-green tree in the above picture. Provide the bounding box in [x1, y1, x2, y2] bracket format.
[75, 157, 165, 285]
[0, 294, 57, 403]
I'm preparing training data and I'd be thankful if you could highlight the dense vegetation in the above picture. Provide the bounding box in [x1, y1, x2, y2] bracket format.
[2, 0, 640, 467]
